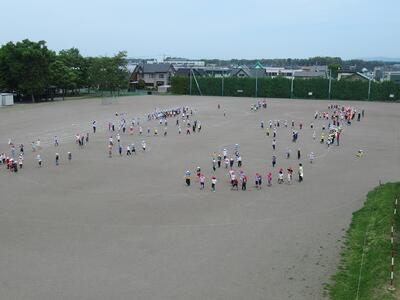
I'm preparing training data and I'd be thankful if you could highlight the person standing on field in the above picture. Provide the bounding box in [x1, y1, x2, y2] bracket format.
[298, 163, 304, 182]
[185, 170, 191, 186]
[211, 176, 217, 192]
[199, 174, 205, 190]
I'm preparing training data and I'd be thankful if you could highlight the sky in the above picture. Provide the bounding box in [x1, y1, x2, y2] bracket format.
[1, 0, 399, 60]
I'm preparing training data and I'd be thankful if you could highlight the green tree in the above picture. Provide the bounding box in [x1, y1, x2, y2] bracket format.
[49, 60, 77, 99]
[328, 63, 341, 79]
[0, 39, 54, 102]
[87, 51, 129, 95]
[58, 48, 88, 92]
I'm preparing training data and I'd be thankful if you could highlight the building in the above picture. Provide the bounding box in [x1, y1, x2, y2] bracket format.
[174, 68, 207, 77]
[374, 67, 384, 81]
[230, 66, 266, 78]
[264, 67, 297, 78]
[203, 67, 231, 77]
[292, 65, 328, 79]
[337, 70, 371, 81]
[130, 63, 176, 88]
[383, 71, 400, 84]
[164, 58, 205, 68]
[0, 93, 14, 107]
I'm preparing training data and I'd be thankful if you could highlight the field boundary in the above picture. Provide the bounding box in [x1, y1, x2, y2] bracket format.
[328, 182, 400, 300]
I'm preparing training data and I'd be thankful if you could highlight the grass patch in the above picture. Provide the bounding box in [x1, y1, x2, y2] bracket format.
[328, 182, 400, 299]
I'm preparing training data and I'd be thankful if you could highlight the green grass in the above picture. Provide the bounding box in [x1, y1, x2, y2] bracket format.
[328, 182, 400, 300]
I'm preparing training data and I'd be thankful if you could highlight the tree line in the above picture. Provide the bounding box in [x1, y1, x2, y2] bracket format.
[201, 57, 397, 72]
[0, 39, 129, 102]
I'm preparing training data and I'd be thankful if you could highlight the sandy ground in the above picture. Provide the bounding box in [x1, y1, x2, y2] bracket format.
[0, 95, 399, 300]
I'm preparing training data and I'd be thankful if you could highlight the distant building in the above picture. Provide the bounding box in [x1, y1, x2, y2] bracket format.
[293, 66, 328, 79]
[337, 70, 371, 81]
[203, 67, 231, 77]
[230, 66, 266, 78]
[130, 63, 176, 88]
[383, 71, 400, 84]
[265, 67, 297, 78]
[175, 68, 206, 77]
[374, 67, 384, 81]
[164, 58, 205, 68]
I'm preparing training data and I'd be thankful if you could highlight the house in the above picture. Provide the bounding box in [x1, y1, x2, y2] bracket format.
[230, 66, 266, 78]
[337, 71, 371, 81]
[130, 63, 176, 88]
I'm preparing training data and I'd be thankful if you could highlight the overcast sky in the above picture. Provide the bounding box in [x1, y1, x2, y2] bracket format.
[1, 0, 398, 59]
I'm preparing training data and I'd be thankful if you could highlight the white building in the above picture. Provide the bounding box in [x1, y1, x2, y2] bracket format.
[0, 93, 14, 107]
[164, 58, 205, 68]
[265, 67, 296, 77]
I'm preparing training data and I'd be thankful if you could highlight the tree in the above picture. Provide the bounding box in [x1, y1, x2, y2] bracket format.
[49, 59, 77, 99]
[328, 63, 341, 79]
[0, 39, 54, 102]
[58, 48, 88, 92]
[87, 51, 129, 95]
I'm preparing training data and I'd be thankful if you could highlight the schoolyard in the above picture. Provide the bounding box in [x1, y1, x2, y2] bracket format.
[0, 95, 399, 300]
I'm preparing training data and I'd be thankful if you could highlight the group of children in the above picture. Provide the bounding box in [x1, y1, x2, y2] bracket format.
[184, 102, 365, 192]
[0, 105, 201, 173]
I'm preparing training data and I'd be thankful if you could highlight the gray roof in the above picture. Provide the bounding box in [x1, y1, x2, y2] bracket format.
[304, 65, 328, 72]
[230, 66, 266, 77]
[175, 68, 206, 77]
[293, 71, 326, 78]
[250, 68, 267, 77]
[136, 63, 175, 74]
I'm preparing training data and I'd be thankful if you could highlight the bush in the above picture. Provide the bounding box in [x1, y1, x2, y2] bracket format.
[137, 79, 146, 90]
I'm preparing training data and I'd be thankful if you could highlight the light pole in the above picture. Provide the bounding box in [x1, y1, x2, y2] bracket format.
[255, 72, 258, 98]
[189, 68, 192, 95]
[222, 76, 224, 97]
[328, 69, 332, 100]
[368, 77, 372, 100]
[291, 76, 294, 98]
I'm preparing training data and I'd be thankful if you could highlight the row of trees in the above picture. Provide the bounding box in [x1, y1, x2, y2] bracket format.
[0, 39, 129, 102]
[171, 76, 400, 101]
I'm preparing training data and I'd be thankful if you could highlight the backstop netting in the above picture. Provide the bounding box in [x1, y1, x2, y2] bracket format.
[101, 96, 118, 105]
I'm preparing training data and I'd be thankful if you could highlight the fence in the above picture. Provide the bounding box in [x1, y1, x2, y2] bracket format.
[171, 76, 400, 102]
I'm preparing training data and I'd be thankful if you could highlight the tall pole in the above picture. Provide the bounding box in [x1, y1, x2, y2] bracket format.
[222, 76, 224, 97]
[189, 68, 192, 95]
[291, 76, 294, 98]
[255, 73, 258, 98]
[328, 69, 332, 100]
[368, 78, 371, 100]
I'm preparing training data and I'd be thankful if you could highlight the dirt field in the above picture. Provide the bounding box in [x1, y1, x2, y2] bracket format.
[0, 96, 399, 300]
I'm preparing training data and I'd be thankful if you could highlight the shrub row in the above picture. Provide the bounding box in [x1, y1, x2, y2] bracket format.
[171, 76, 400, 101]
